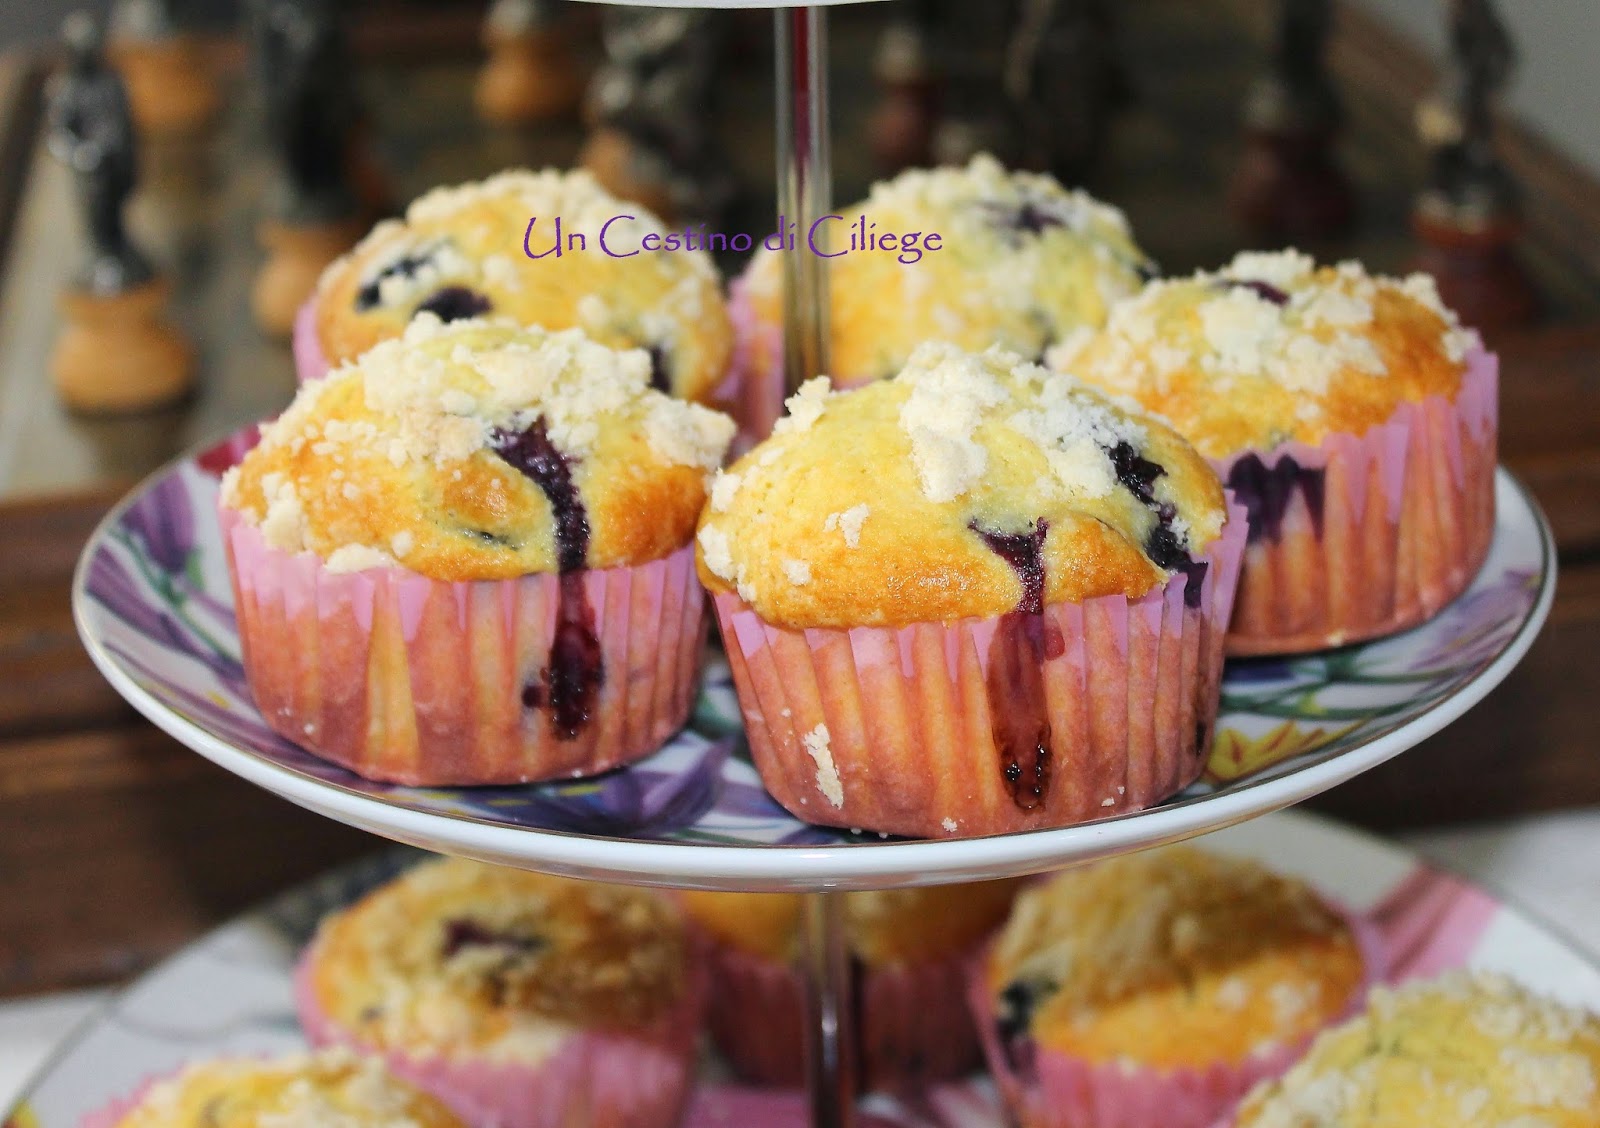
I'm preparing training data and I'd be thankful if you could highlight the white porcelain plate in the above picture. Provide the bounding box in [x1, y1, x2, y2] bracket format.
[8, 812, 1600, 1128]
[73, 430, 1555, 890]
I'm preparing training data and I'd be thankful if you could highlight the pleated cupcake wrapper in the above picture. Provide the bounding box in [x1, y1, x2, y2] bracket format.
[969, 906, 1386, 1128]
[293, 297, 333, 384]
[694, 930, 983, 1090]
[1216, 342, 1498, 656]
[294, 944, 705, 1128]
[713, 500, 1247, 839]
[222, 506, 707, 787]
[81, 1076, 160, 1128]
[722, 276, 886, 452]
[722, 275, 784, 452]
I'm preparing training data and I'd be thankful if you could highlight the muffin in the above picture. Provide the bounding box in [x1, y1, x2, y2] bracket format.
[1059, 250, 1496, 654]
[83, 1048, 465, 1128]
[297, 168, 733, 404]
[221, 316, 734, 785]
[295, 857, 706, 1128]
[728, 153, 1153, 442]
[696, 341, 1247, 838]
[680, 881, 1021, 1088]
[972, 846, 1376, 1128]
[1231, 970, 1600, 1127]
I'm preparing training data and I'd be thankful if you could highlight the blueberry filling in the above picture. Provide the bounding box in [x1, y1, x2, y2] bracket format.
[1136, 258, 1162, 283]
[490, 419, 604, 739]
[1224, 451, 1325, 544]
[996, 977, 1057, 1077]
[415, 285, 493, 323]
[1108, 440, 1164, 508]
[981, 198, 1068, 244]
[355, 247, 439, 311]
[1218, 278, 1290, 306]
[440, 918, 545, 960]
[645, 343, 672, 394]
[971, 520, 1054, 811]
[1107, 441, 1208, 608]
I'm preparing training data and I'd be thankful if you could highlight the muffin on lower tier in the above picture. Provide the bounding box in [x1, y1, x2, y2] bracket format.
[972, 846, 1377, 1128]
[728, 153, 1154, 442]
[298, 167, 733, 405]
[295, 857, 706, 1128]
[221, 316, 734, 786]
[696, 342, 1246, 838]
[82, 1048, 465, 1128]
[1230, 970, 1600, 1127]
[680, 881, 1021, 1088]
[1059, 250, 1496, 654]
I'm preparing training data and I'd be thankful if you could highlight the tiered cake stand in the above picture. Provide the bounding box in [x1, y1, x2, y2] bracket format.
[73, 7, 1556, 1125]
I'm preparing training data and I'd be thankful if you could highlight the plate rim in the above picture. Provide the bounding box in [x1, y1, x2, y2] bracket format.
[72, 453, 1558, 890]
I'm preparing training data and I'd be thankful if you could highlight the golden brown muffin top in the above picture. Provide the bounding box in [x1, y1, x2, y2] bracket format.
[222, 317, 734, 582]
[739, 154, 1153, 386]
[695, 342, 1227, 628]
[307, 858, 690, 1062]
[111, 1048, 465, 1128]
[1056, 251, 1478, 458]
[985, 846, 1364, 1068]
[679, 881, 1022, 969]
[314, 168, 732, 403]
[1233, 971, 1600, 1127]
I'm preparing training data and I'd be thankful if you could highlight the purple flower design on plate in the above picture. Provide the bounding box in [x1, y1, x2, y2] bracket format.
[125, 470, 195, 575]
[1413, 568, 1538, 672]
[90, 551, 248, 692]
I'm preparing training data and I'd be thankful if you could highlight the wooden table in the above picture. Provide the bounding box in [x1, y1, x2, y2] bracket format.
[2, 0, 1599, 998]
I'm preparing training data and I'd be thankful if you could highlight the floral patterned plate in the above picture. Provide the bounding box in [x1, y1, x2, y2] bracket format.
[72, 431, 1555, 889]
[8, 811, 1600, 1128]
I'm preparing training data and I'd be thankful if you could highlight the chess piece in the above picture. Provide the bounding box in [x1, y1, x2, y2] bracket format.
[107, 0, 219, 135]
[1003, 0, 1128, 181]
[48, 14, 193, 414]
[248, 0, 364, 338]
[867, 9, 939, 172]
[579, 7, 734, 224]
[1409, 0, 1537, 331]
[475, 0, 585, 126]
[1229, 0, 1355, 240]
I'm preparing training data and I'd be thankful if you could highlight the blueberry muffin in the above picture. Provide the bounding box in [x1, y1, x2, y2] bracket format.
[296, 857, 705, 1128]
[1232, 971, 1600, 1127]
[729, 153, 1153, 439]
[302, 168, 732, 404]
[976, 846, 1372, 1128]
[680, 881, 1021, 1087]
[697, 342, 1246, 838]
[1059, 250, 1497, 653]
[221, 316, 734, 785]
[88, 1049, 465, 1128]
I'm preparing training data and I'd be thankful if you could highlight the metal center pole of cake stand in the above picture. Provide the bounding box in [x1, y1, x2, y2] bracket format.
[799, 889, 858, 1127]
[776, 5, 832, 394]
[776, 9, 853, 1125]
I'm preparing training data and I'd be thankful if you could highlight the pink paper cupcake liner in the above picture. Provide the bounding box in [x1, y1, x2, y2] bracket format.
[81, 1076, 160, 1128]
[1216, 342, 1498, 655]
[292, 297, 332, 384]
[695, 931, 983, 1090]
[723, 277, 883, 451]
[295, 944, 706, 1128]
[970, 907, 1385, 1128]
[712, 500, 1247, 839]
[221, 506, 707, 786]
[723, 275, 784, 451]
